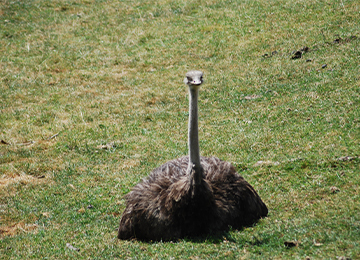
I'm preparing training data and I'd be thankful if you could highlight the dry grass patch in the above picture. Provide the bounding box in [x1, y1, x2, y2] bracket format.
[0, 172, 48, 190]
[0, 222, 39, 238]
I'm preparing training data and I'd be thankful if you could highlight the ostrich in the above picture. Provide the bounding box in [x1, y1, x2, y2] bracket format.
[118, 70, 268, 241]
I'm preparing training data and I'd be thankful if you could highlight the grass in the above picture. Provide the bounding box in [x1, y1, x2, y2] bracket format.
[0, 0, 359, 258]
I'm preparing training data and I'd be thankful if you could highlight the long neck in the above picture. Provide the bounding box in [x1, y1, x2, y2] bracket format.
[187, 86, 203, 184]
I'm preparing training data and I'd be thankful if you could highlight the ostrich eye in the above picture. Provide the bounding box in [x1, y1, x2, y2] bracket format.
[187, 77, 192, 82]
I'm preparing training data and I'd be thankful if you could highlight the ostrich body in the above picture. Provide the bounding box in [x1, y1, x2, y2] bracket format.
[118, 71, 268, 241]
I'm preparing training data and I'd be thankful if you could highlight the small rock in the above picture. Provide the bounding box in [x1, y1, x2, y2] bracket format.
[321, 64, 327, 69]
[87, 204, 94, 209]
[284, 241, 298, 248]
[66, 243, 80, 252]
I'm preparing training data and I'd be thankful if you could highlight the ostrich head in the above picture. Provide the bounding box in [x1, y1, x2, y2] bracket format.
[184, 70, 204, 87]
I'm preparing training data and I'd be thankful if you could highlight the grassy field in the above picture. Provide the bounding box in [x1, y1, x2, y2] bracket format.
[0, 0, 359, 258]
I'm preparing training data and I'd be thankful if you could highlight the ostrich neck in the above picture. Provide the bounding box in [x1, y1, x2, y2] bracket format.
[187, 87, 203, 184]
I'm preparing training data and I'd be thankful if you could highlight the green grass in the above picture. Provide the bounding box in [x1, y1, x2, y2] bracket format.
[1, 0, 359, 258]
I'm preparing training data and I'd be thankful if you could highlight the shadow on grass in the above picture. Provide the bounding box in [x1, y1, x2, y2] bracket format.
[124, 223, 268, 244]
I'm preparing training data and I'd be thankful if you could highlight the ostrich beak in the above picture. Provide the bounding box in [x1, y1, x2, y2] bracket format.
[189, 77, 202, 85]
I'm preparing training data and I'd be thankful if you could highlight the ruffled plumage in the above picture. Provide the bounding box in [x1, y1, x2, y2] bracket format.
[118, 156, 268, 241]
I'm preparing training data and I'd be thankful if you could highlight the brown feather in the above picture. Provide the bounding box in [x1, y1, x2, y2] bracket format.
[118, 156, 268, 241]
